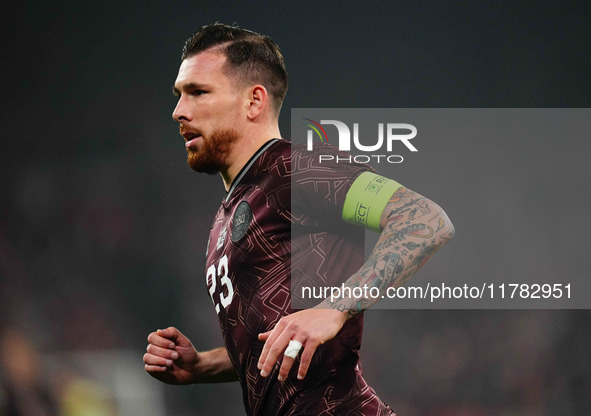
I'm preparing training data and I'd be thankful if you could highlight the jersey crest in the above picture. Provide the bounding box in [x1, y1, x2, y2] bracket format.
[231, 201, 253, 242]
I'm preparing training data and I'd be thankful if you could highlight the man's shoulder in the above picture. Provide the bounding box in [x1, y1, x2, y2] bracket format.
[266, 139, 358, 162]
[290, 141, 373, 179]
[254, 138, 372, 191]
[290, 141, 349, 158]
[252, 139, 291, 178]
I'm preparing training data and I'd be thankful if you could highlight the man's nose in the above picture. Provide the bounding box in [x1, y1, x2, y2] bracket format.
[172, 96, 191, 122]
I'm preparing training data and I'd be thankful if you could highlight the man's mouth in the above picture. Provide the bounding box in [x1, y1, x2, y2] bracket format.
[182, 132, 203, 149]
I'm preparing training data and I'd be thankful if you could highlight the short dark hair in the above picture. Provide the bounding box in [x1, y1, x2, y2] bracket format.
[181, 22, 288, 115]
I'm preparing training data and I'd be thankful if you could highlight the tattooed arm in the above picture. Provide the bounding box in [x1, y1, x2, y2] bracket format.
[257, 186, 454, 381]
[323, 186, 455, 315]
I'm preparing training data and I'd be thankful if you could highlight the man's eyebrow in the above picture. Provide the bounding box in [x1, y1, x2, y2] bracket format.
[172, 82, 209, 96]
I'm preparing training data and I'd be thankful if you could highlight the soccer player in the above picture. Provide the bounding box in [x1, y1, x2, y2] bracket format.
[143, 23, 454, 415]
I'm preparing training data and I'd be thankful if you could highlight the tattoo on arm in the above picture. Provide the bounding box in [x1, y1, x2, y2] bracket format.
[324, 187, 454, 316]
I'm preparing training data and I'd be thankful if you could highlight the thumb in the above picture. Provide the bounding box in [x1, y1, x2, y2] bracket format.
[258, 331, 272, 341]
[158, 327, 192, 347]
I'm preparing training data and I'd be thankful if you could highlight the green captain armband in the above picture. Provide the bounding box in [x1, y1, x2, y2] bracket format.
[342, 171, 403, 232]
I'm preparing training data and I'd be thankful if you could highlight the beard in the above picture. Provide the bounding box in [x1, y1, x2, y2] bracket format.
[186, 128, 241, 174]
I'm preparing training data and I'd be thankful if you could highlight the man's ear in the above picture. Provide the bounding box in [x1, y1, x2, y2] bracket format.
[247, 85, 268, 120]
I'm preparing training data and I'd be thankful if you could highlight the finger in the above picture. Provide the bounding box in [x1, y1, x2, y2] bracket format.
[260, 329, 293, 378]
[144, 364, 168, 373]
[256, 331, 272, 369]
[297, 340, 320, 380]
[277, 353, 296, 382]
[143, 352, 174, 368]
[146, 344, 180, 360]
[257, 326, 283, 372]
[147, 331, 176, 349]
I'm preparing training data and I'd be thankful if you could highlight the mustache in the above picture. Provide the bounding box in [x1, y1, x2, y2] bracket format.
[179, 125, 202, 136]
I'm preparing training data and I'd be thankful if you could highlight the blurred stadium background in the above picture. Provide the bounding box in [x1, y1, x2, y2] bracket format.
[2, 1, 590, 415]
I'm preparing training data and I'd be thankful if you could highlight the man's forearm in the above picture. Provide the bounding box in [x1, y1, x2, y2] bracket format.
[323, 187, 455, 316]
[194, 347, 239, 383]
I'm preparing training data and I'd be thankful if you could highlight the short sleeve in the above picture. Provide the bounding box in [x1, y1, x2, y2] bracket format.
[290, 143, 372, 229]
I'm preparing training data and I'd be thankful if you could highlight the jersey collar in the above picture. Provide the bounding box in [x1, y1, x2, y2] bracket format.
[225, 138, 280, 202]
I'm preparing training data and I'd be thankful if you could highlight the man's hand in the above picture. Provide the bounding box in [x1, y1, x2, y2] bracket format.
[257, 308, 348, 382]
[144, 327, 199, 385]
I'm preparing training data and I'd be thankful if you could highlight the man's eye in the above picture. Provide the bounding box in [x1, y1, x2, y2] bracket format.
[192, 90, 206, 96]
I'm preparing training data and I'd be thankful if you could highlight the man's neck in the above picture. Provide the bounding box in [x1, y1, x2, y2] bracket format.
[219, 127, 281, 191]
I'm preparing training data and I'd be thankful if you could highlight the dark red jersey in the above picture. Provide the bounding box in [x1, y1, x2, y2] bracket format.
[204, 139, 394, 415]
